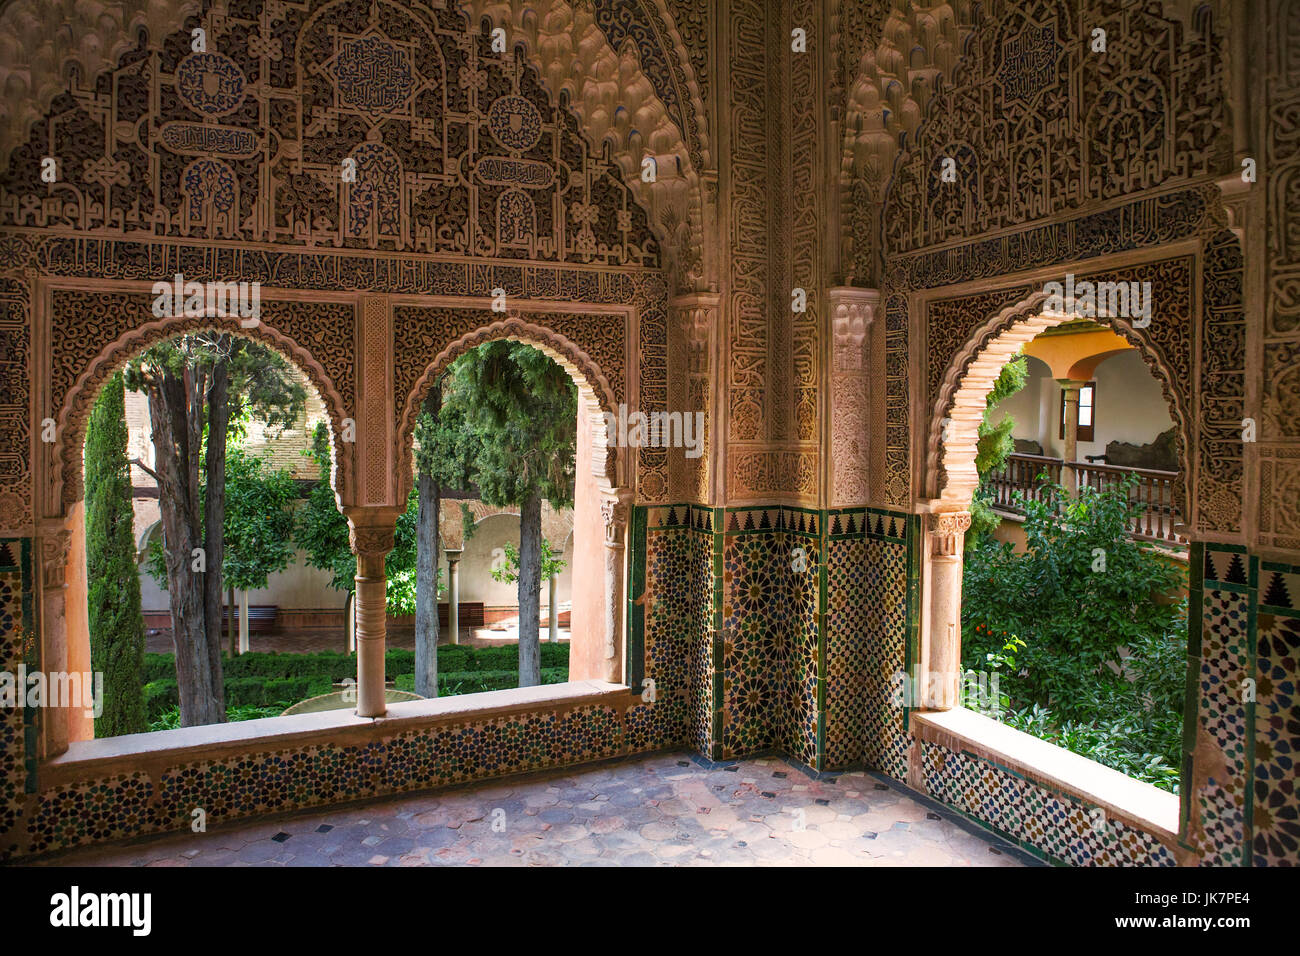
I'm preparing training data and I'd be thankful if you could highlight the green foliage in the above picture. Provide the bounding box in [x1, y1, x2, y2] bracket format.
[148, 703, 291, 732]
[294, 423, 355, 593]
[415, 389, 479, 493]
[969, 355, 1029, 545]
[84, 372, 148, 737]
[449, 341, 577, 511]
[220, 447, 299, 591]
[294, 424, 440, 614]
[140, 644, 570, 683]
[140, 644, 572, 727]
[490, 538, 568, 584]
[124, 334, 306, 435]
[145, 445, 300, 591]
[394, 667, 568, 696]
[961, 477, 1188, 790]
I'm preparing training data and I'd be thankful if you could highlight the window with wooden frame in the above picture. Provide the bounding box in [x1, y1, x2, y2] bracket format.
[1059, 381, 1096, 442]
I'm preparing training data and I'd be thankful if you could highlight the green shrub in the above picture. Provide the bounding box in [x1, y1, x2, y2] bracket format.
[143, 679, 179, 721]
[961, 478, 1188, 791]
[397, 667, 569, 696]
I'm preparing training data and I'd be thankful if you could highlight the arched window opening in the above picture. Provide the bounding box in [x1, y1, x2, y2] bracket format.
[72, 329, 341, 739]
[925, 314, 1190, 797]
[385, 336, 611, 704]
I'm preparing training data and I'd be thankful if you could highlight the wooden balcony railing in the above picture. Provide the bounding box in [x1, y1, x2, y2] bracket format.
[987, 453, 1185, 547]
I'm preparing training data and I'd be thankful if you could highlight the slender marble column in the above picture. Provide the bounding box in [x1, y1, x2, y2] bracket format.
[348, 516, 395, 718]
[445, 550, 461, 646]
[925, 511, 971, 711]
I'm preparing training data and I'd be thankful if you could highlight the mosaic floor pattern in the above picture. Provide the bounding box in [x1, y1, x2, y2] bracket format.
[32, 753, 1032, 867]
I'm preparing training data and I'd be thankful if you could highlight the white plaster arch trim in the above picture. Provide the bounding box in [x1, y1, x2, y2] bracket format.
[136, 518, 161, 555]
[924, 290, 1192, 514]
[396, 314, 623, 504]
[454, 503, 574, 551]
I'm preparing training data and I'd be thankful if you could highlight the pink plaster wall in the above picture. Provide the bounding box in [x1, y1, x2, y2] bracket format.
[567, 400, 606, 681]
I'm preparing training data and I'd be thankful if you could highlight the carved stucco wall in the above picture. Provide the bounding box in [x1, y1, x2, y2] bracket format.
[720, 0, 823, 505]
[871, 0, 1242, 527]
[0, 0, 713, 294]
[1256, 0, 1300, 554]
[0, 0, 681, 533]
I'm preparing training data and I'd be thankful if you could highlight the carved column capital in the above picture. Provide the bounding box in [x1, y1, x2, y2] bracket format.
[37, 521, 72, 590]
[929, 511, 971, 557]
[828, 287, 880, 372]
[344, 507, 399, 560]
[672, 293, 720, 375]
[601, 490, 634, 548]
[348, 525, 394, 557]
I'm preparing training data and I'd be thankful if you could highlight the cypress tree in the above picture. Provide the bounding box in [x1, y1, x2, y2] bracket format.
[450, 342, 576, 686]
[84, 372, 147, 737]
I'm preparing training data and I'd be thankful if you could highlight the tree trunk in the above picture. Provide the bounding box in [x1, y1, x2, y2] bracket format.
[517, 491, 542, 687]
[228, 586, 236, 658]
[414, 387, 441, 698]
[146, 365, 223, 726]
[201, 349, 230, 713]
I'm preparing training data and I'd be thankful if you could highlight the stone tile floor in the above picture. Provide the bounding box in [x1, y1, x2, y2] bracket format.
[38, 752, 1033, 867]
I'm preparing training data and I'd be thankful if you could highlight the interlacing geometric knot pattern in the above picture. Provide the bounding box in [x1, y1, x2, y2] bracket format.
[1254, 565, 1300, 865]
[22, 704, 639, 857]
[920, 742, 1177, 868]
[0, 542, 25, 857]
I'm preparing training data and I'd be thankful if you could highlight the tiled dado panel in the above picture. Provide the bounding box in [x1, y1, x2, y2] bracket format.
[823, 509, 870, 768]
[1251, 559, 1300, 866]
[778, 510, 820, 770]
[627, 505, 714, 756]
[18, 701, 630, 858]
[719, 507, 823, 764]
[0, 539, 31, 860]
[859, 510, 917, 782]
[1189, 545, 1253, 866]
[919, 741, 1179, 867]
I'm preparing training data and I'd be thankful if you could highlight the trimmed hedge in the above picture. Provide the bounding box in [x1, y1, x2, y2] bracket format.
[141, 644, 569, 684]
[140, 645, 571, 719]
[143, 676, 322, 720]
[394, 667, 568, 696]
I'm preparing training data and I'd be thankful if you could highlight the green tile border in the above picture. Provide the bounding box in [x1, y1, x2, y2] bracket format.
[815, 511, 829, 770]
[626, 505, 648, 693]
[1180, 540, 1204, 835]
[711, 506, 724, 760]
[1242, 552, 1258, 867]
[903, 513, 921, 732]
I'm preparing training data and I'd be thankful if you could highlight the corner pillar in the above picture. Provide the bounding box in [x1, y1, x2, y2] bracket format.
[37, 518, 73, 759]
[827, 287, 881, 507]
